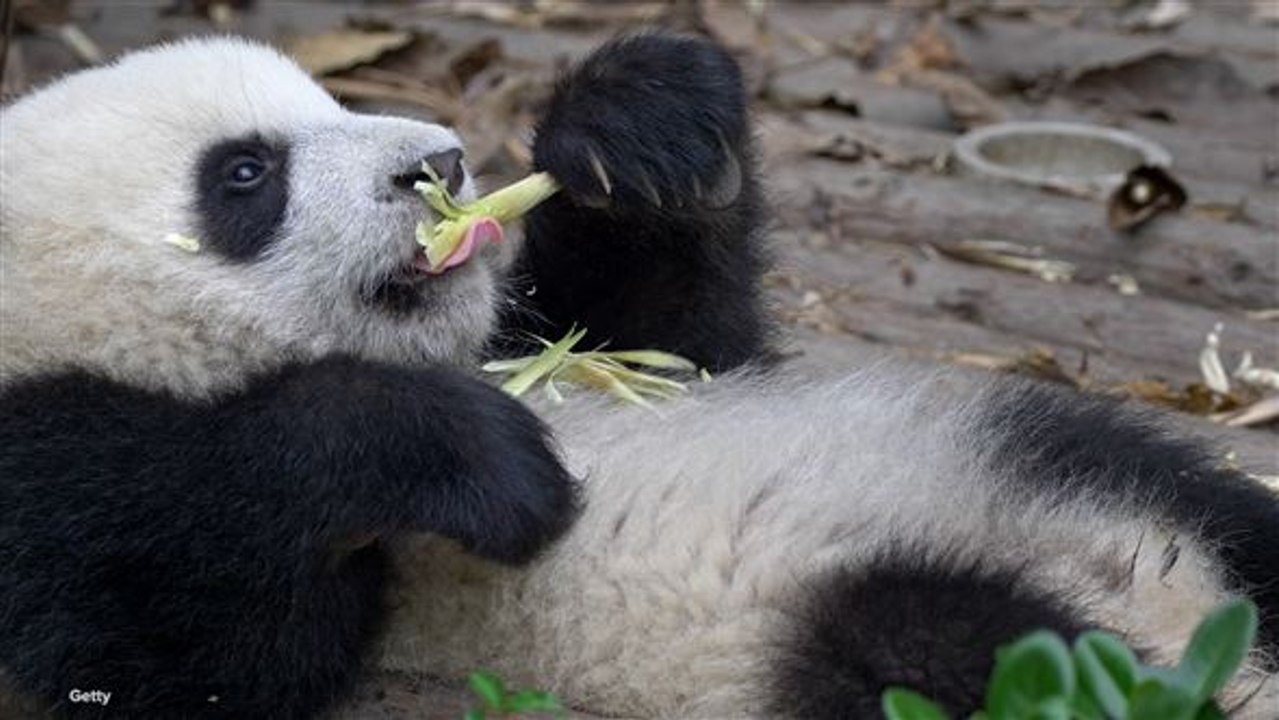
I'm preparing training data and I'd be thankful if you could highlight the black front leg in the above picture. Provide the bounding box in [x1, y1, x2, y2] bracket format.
[499, 33, 772, 372]
[0, 358, 575, 718]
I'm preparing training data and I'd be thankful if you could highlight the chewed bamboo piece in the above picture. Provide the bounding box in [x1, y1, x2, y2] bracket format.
[414, 167, 561, 273]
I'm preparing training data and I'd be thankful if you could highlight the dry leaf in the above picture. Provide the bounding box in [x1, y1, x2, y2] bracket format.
[936, 240, 1075, 283]
[889, 14, 962, 76]
[1187, 200, 1250, 224]
[895, 68, 1007, 128]
[1234, 352, 1279, 391]
[1114, 380, 1241, 416]
[13, 0, 71, 28]
[1122, 0, 1192, 32]
[449, 38, 503, 89]
[1244, 309, 1279, 322]
[1217, 394, 1279, 428]
[286, 30, 414, 77]
[1199, 322, 1230, 394]
[699, 0, 768, 51]
[947, 348, 1080, 387]
[440, 0, 669, 29]
[320, 77, 458, 121]
[1107, 273, 1141, 296]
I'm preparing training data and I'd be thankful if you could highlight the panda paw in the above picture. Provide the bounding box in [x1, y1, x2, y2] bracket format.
[532, 32, 749, 212]
[410, 372, 580, 564]
[253, 358, 578, 565]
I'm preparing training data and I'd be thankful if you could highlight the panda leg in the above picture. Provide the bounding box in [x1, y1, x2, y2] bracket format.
[497, 33, 771, 371]
[768, 553, 1086, 719]
[0, 358, 575, 718]
[979, 382, 1279, 659]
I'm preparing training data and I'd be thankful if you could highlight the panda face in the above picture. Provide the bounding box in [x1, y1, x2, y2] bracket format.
[189, 105, 497, 366]
[0, 38, 499, 395]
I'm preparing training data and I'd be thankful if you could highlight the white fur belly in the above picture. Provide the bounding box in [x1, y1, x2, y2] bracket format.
[376, 369, 1256, 717]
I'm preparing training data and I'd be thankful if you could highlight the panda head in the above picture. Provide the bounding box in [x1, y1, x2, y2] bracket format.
[0, 37, 501, 396]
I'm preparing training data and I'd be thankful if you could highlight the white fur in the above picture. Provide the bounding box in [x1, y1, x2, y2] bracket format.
[1, 39, 1273, 719]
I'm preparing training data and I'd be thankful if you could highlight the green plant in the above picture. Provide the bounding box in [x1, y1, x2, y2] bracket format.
[464, 670, 567, 720]
[882, 599, 1259, 720]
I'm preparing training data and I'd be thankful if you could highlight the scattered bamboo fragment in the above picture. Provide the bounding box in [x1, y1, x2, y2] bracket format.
[481, 328, 704, 409]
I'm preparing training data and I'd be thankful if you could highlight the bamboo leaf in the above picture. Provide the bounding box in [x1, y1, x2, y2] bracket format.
[500, 328, 587, 397]
[599, 350, 698, 371]
[480, 357, 537, 373]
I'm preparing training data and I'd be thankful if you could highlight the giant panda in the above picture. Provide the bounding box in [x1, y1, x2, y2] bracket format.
[1, 32, 1276, 720]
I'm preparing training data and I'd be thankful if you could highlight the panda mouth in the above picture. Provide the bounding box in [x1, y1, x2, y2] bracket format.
[365, 249, 436, 315]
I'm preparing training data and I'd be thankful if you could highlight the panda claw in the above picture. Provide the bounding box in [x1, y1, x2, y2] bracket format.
[707, 130, 743, 208]
[637, 172, 662, 208]
[587, 148, 613, 197]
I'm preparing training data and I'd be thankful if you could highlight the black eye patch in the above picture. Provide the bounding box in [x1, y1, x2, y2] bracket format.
[195, 135, 289, 261]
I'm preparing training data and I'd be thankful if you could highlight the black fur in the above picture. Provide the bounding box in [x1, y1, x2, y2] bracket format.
[769, 552, 1086, 719]
[195, 135, 289, 261]
[497, 33, 772, 372]
[981, 382, 1279, 658]
[0, 359, 576, 718]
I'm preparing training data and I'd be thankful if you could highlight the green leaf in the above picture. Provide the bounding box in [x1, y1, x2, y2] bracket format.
[1136, 665, 1182, 688]
[1068, 691, 1104, 720]
[881, 688, 950, 720]
[1194, 702, 1227, 720]
[985, 632, 1075, 720]
[505, 689, 566, 716]
[1129, 679, 1198, 720]
[1030, 696, 1072, 720]
[1073, 631, 1138, 718]
[1174, 599, 1257, 702]
[463, 710, 486, 720]
[468, 671, 507, 710]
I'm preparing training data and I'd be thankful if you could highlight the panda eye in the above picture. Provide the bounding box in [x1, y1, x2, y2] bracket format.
[224, 156, 268, 190]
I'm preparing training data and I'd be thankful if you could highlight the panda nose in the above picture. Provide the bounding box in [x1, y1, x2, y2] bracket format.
[393, 148, 465, 197]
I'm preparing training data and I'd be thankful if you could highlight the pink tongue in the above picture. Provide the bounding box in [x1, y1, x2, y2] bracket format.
[417, 218, 505, 275]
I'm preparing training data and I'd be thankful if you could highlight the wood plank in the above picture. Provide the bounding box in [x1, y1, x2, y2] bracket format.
[770, 229, 1277, 383]
[768, 158, 1278, 310]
